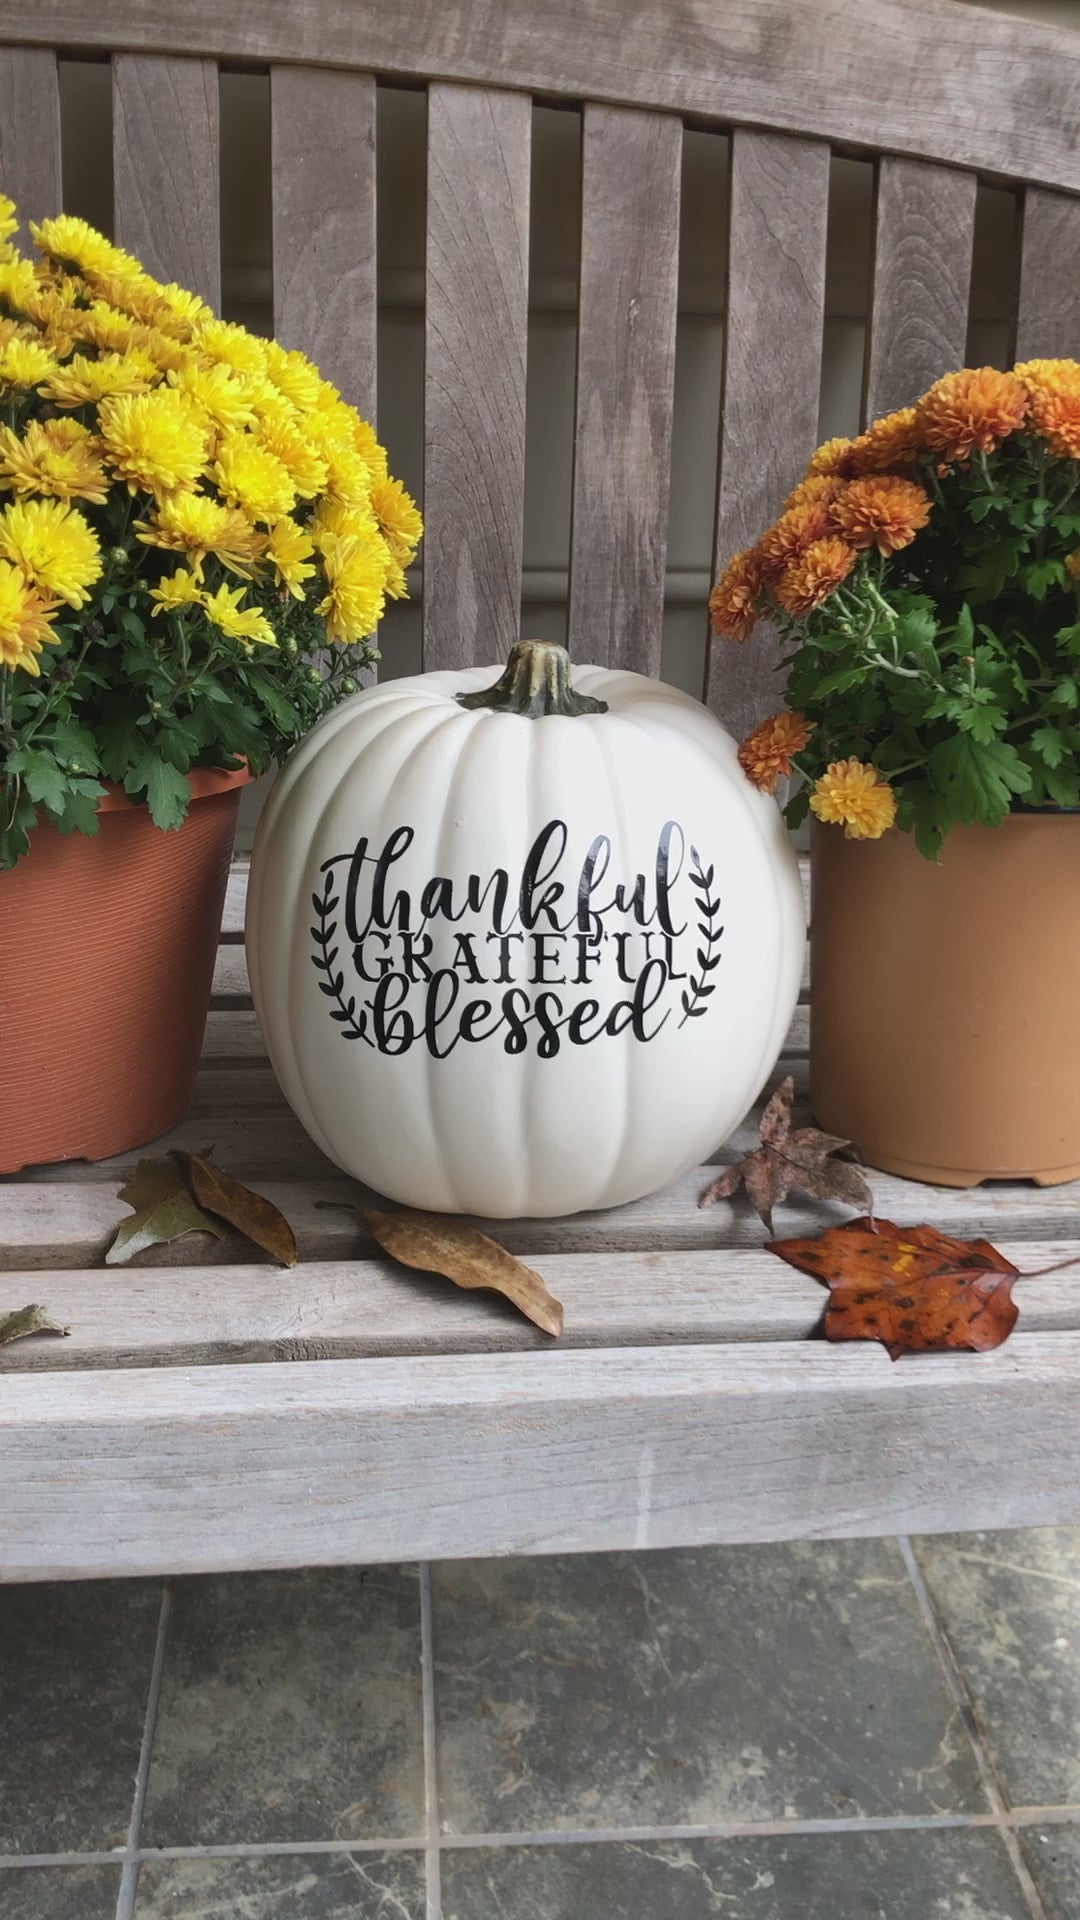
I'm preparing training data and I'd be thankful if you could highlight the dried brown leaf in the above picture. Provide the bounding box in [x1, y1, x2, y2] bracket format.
[106, 1158, 227, 1266]
[699, 1075, 873, 1233]
[0, 1304, 69, 1348]
[365, 1208, 564, 1337]
[176, 1152, 298, 1268]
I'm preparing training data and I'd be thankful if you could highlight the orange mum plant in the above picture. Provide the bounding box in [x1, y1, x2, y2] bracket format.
[712, 363, 1080, 856]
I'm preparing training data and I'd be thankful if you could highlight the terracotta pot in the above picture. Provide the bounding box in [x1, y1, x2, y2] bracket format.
[810, 813, 1080, 1187]
[0, 765, 249, 1173]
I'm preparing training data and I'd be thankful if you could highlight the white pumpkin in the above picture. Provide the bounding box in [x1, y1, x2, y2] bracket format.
[246, 641, 805, 1217]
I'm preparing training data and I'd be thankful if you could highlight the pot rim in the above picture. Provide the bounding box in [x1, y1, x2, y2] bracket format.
[95, 760, 252, 815]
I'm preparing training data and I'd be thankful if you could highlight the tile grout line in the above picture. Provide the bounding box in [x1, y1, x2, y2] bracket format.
[898, 1536, 1050, 1920]
[419, 1563, 442, 1920]
[114, 1579, 173, 1920]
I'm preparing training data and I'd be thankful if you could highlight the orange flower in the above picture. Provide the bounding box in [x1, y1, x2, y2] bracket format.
[829, 474, 932, 554]
[783, 473, 842, 513]
[1066, 548, 1080, 586]
[737, 710, 814, 794]
[809, 759, 897, 840]
[709, 548, 762, 642]
[757, 500, 832, 577]
[808, 436, 857, 478]
[916, 367, 1028, 463]
[1018, 362, 1080, 459]
[774, 536, 855, 616]
[848, 406, 921, 474]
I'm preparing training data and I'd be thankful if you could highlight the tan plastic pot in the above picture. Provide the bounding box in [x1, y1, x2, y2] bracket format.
[0, 765, 249, 1173]
[810, 813, 1080, 1187]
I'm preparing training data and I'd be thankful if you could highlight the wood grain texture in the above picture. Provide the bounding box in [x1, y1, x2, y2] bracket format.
[1015, 185, 1080, 362]
[5, 1335, 1080, 1579]
[423, 85, 530, 669]
[567, 106, 681, 673]
[4, 1242, 1079, 1375]
[0, 46, 61, 244]
[270, 66, 376, 420]
[864, 159, 976, 424]
[6, 0, 1080, 192]
[705, 131, 829, 735]
[113, 53, 220, 306]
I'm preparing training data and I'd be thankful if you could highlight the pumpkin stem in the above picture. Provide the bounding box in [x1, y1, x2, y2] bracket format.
[456, 640, 608, 719]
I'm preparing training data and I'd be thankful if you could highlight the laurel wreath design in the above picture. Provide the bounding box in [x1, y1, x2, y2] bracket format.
[678, 846, 723, 1026]
[310, 868, 372, 1044]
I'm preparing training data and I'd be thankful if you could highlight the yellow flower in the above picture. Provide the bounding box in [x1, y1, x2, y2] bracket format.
[149, 567, 205, 615]
[255, 414, 328, 498]
[384, 552, 409, 600]
[306, 410, 374, 506]
[135, 492, 266, 578]
[0, 336, 58, 389]
[0, 418, 109, 504]
[371, 475, 422, 563]
[98, 389, 209, 496]
[262, 339, 323, 411]
[265, 517, 316, 598]
[0, 557, 59, 673]
[317, 529, 387, 643]
[0, 256, 45, 315]
[310, 495, 379, 549]
[44, 350, 159, 409]
[167, 361, 258, 436]
[0, 498, 102, 608]
[738, 711, 814, 794]
[31, 214, 141, 282]
[352, 415, 389, 483]
[195, 318, 268, 378]
[152, 282, 212, 335]
[0, 194, 18, 251]
[75, 301, 144, 354]
[810, 759, 897, 840]
[202, 581, 277, 648]
[212, 432, 296, 524]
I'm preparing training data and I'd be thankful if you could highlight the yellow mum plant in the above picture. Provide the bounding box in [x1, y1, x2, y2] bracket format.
[0, 202, 421, 868]
[713, 362, 1080, 856]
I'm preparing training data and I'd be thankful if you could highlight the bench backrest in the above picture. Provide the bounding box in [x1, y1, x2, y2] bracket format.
[0, 0, 1078, 735]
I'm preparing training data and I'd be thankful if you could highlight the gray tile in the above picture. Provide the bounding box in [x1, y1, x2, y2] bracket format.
[432, 1544, 988, 1832]
[1020, 1823, 1080, 1920]
[916, 1527, 1080, 1806]
[442, 1831, 1030, 1919]
[142, 1566, 424, 1845]
[0, 1866, 122, 1920]
[0, 1578, 161, 1852]
[134, 1852, 426, 1917]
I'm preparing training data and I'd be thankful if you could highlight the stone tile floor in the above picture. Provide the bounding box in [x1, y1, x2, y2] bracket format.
[1, 1530, 1077, 1918]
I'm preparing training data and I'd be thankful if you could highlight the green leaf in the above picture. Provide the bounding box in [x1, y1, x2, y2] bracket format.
[0, 1304, 69, 1348]
[895, 605, 938, 651]
[19, 747, 67, 815]
[1052, 678, 1080, 709]
[125, 753, 190, 831]
[952, 603, 975, 650]
[929, 734, 1032, 827]
[1022, 558, 1066, 602]
[967, 495, 997, 523]
[106, 1157, 227, 1266]
[956, 704, 1007, 744]
[49, 718, 102, 775]
[51, 783, 104, 836]
[809, 665, 867, 698]
[246, 664, 301, 733]
[1032, 724, 1068, 769]
[1044, 763, 1080, 807]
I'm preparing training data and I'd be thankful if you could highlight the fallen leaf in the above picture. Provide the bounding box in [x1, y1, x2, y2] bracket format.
[699, 1076, 873, 1232]
[106, 1157, 227, 1266]
[768, 1215, 1020, 1359]
[0, 1305, 69, 1347]
[174, 1152, 298, 1268]
[364, 1208, 564, 1337]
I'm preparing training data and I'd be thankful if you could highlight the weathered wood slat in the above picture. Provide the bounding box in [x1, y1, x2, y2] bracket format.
[5, 1333, 1080, 1580]
[270, 65, 377, 419]
[4, 1243, 1079, 1375]
[705, 131, 830, 736]
[0, 45, 61, 244]
[7, 0, 1080, 194]
[423, 84, 531, 668]
[863, 159, 976, 423]
[567, 105, 681, 673]
[1015, 185, 1080, 362]
[112, 52, 220, 306]
[4, 1153, 1076, 1272]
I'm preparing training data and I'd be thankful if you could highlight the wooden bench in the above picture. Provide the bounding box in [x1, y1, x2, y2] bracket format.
[3, 0, 1080, 1582]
